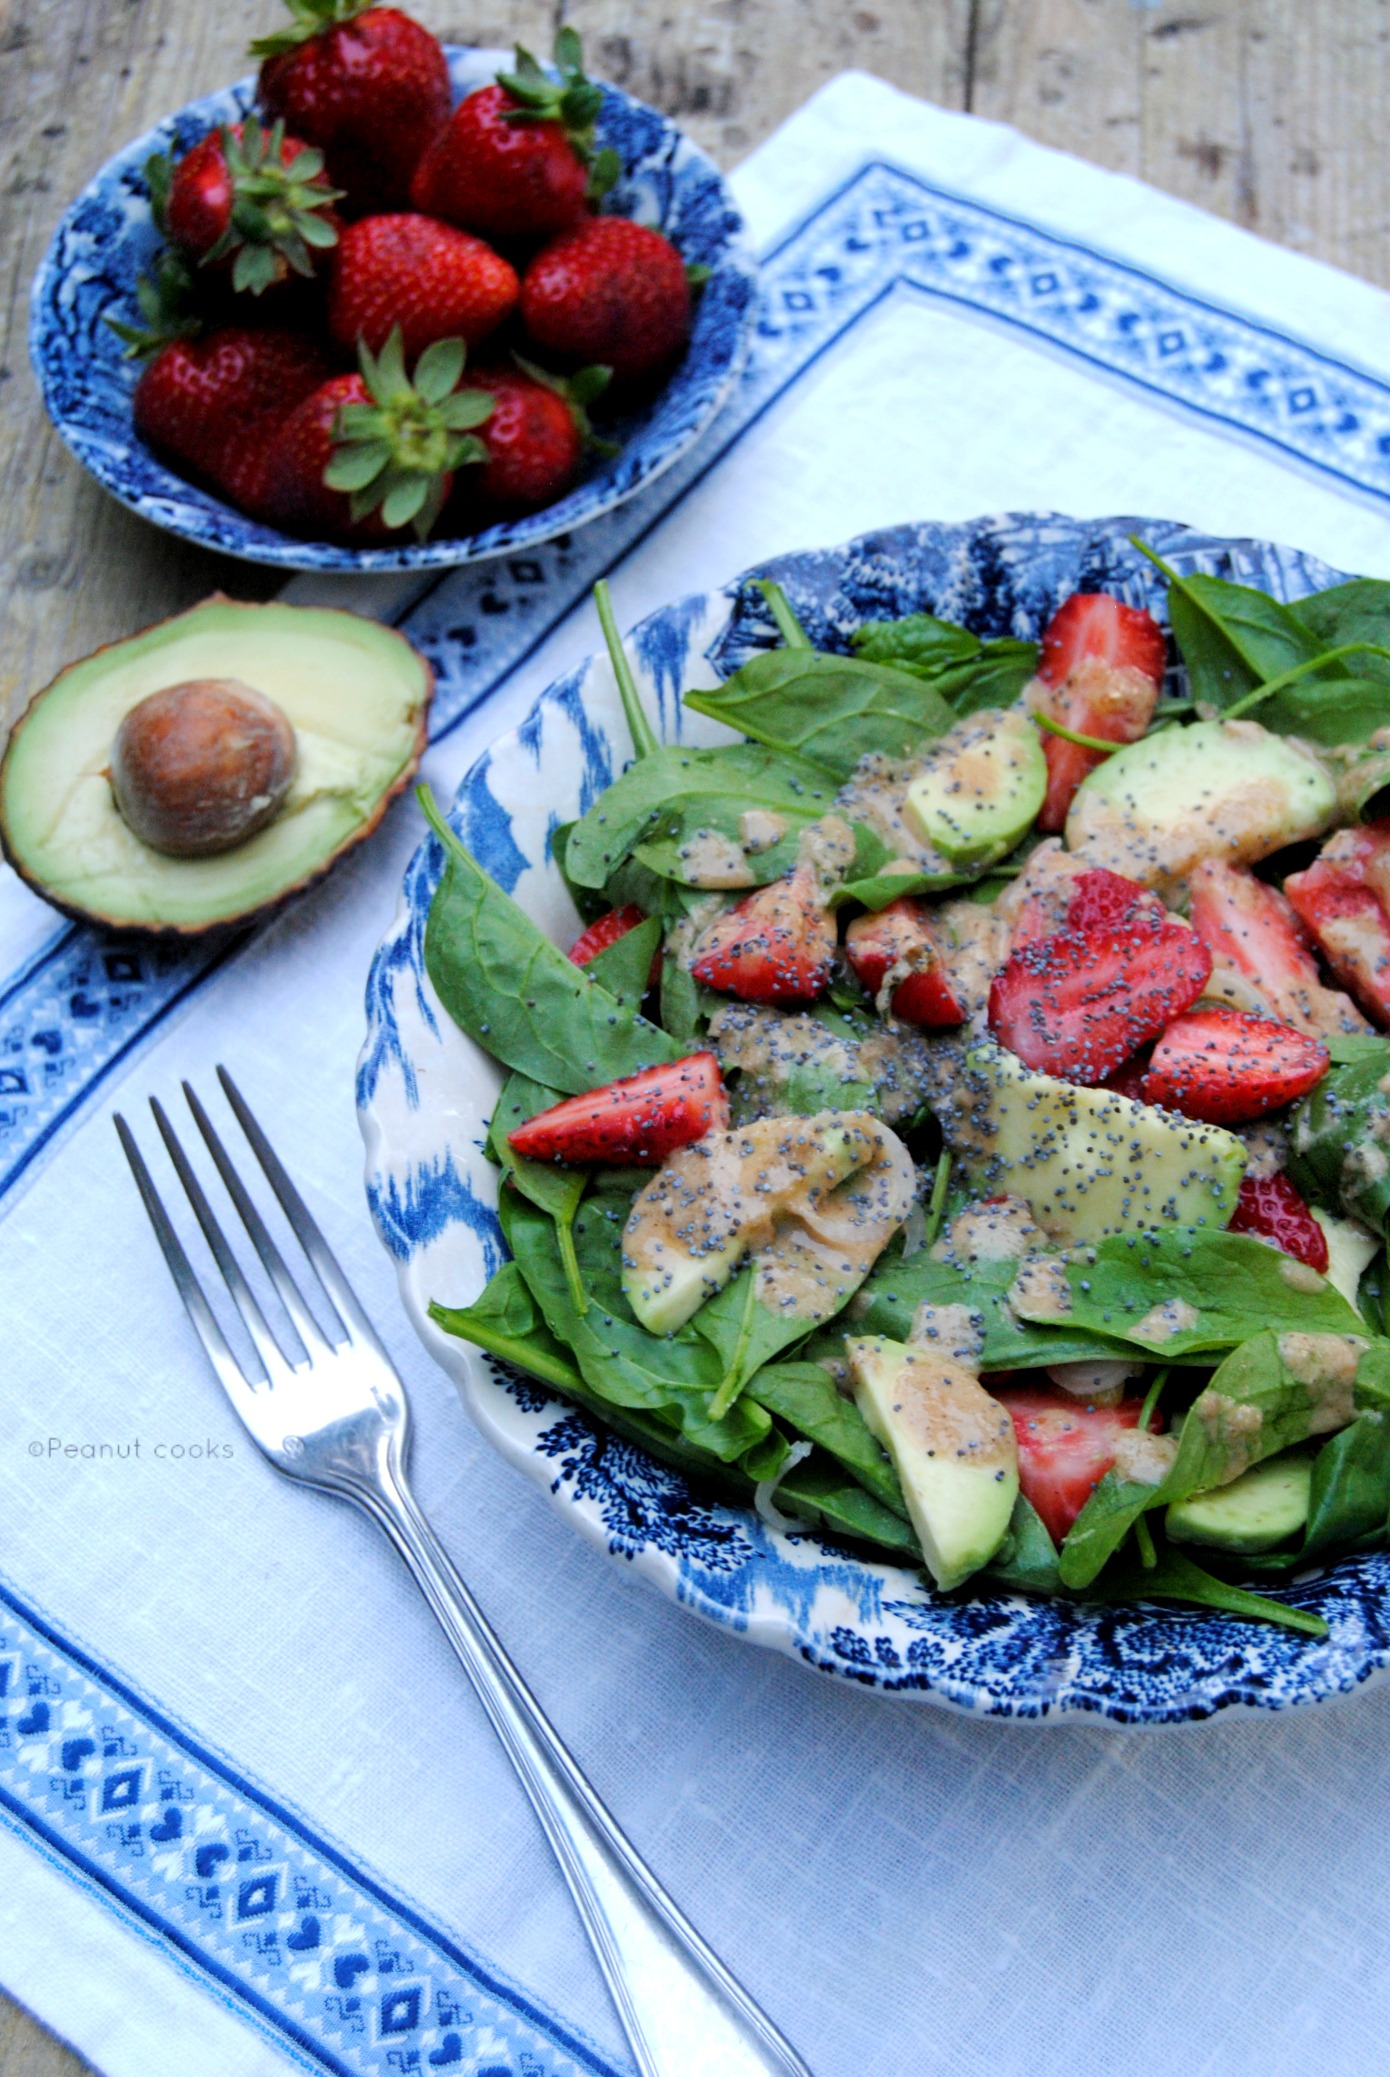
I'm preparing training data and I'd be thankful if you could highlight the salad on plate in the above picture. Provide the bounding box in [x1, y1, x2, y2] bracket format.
[417, 542, 1390, 1640]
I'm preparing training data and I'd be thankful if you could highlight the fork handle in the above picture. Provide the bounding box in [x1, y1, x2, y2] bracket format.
[369, 1468, 814, 2077]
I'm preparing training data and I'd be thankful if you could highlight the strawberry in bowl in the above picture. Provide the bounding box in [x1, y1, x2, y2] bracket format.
[31, 22, 756, 571]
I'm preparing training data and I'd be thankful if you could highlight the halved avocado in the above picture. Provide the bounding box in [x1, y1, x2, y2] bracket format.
[0, 595, 432, 933]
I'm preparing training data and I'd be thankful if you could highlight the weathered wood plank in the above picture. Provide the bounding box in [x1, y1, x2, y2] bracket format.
[969, 1, 1390, 287]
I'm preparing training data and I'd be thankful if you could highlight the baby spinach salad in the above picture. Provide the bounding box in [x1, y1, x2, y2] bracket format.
[422, 551, 1390, 1639]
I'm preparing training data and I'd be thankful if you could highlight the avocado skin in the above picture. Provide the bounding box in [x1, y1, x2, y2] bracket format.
[1165, 1453, 1313, 1554]
[0, 594, 432, 937]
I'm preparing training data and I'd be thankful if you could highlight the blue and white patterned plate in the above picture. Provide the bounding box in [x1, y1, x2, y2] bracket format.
[359, 512, 1390, 1725]
[29, 48, 756, 572]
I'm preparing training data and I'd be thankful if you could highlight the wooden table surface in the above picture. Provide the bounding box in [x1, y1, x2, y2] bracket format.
[2, 0, 1388, 2066]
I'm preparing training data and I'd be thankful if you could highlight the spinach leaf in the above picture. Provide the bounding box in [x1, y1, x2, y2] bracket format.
[1095, 1548, 1328, 1637]
[504, 1189, 777, 1466]
[420, 791, 678, 1095]
[584, 914, 662, 1008]
[1289, 579, 1390, 675]
[1060, 1328, 1382, 1586]
[773, 1459, 923, 1555]
[550, 820, 608, 925]
[745, 1361, 908, 1516]
[852, 617, 1040, 718]
[691, 1268, 813, 1417]
[1155, 560, 1328, 709]
[1302, 1409, 1390, 1557]
[852, 613, 982, 672]
[684, 651, 955, 782]
[430, 1261, 585, 1395]
[1249, 676, 1390, 747]
[926, 642, 1041, 717]
[487, 1074, 587, 1309]
[1288, 1036, 1390, 1239]
[981, 1494, 1063, 1595]
[850, 1246, 1143, 1371]
[833, 862, 977, 911]
[564, 744, 836, 891]
[1011, 1228, 1366, 1358]
[430, 1266, 736, 1476]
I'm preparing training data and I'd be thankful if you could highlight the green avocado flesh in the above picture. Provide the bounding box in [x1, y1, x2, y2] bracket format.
[847, 1336, 1017, 1591]
[0, 597, 430, 931]
[945, 1044, 1247, 1245]
[1166, 1453, 1313, 1554]
[903, 707, 1047, 866]
[1065, 718, 1334, 891]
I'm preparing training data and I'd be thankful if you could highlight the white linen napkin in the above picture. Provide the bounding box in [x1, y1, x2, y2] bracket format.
[7, 71, 1390, 2077]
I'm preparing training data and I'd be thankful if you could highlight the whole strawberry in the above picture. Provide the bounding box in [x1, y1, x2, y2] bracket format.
[261, 328, 494, 541]
[409, 28, 617, 240]
[133, 327, 332, 507]
[521, 218, 690, 383]
[157, 118, 342, 295]
[254, 0, 452, 214]
[328, 214, 518, 361]
[464, 360, 611, 512]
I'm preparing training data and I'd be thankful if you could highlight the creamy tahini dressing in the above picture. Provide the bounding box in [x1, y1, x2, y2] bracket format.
[676, 829, 756, 888]
[863, 1345, 1017, 1470]
[1131, 1297, 1201, 1344]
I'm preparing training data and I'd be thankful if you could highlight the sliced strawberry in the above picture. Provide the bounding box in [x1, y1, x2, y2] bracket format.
[1064, 867, 1164, 934]
[1228, 1172, 1329, 1273]
[1033, 593, 1166, 832]
[507, 1053, 728, 1166]
[844, 898, 965, 1027]
[987, 917, 1211, 1083]
[1285, 823, 1390, 1027]
[1143, 1006, 1329, 1124]
[1039, 592, 1169, 690]
[689, 866, 836, 1005]
[1101, 1053, 1151, 1102]
[1185, 858, 1365, 1037]
[568, 905, 648, 966]
[995, 1385, 1155, 1546]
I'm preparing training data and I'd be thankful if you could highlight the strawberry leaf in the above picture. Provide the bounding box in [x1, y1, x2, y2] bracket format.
[439, 390, 495, 431]
[324, 443, 389, 492]
[381, 476, 429, 530]
[414, 336, 466, 404]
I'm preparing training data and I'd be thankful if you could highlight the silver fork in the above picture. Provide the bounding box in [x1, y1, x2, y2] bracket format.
[115, 1068, 813, 2077]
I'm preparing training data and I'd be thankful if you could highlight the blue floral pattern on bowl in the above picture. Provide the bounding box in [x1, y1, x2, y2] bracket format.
[29, 47, 756, 572]
[358, 512, 1390, 1724]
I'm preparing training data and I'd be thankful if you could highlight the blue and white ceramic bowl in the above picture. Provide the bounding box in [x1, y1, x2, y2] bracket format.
[30, 48, 756, 573]
[359, 512, 1390, 1724]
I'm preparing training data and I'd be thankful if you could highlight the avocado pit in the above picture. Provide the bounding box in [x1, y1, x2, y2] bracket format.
[109, 678, 297, 858]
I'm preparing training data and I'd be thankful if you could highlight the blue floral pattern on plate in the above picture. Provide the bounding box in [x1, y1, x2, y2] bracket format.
[360, 512, 1390, 1725]
[28, 47, 756, 572]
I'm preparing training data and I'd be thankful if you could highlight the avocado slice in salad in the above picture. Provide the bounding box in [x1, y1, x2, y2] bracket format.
[1065, 718, 1335, 894]
[846, 1334, 1019, 1589]
[622, 1110, 913, 1334]
[1165, 1452, 1313, 1554]
[0, 596, 432, 934]
[944, 1043, 1247, 1245]
[902, 707, 1047, 866]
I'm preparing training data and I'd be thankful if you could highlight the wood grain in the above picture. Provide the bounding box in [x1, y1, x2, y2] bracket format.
[3, 2, 1390, 2070]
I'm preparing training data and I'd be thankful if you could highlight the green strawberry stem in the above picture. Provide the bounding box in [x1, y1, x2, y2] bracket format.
[326, 329, 493, 540]
[105, 245, 201, 359]
[250, 0, 375, 59]
[498, 26, 605, 163]
[593, 580, 659, 762]
[203, 116, 343, 295]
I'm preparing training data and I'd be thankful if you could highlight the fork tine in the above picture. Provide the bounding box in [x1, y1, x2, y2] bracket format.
[114, 1113, 252, 1401]
[217, 1066, 387, 1357]
[182, 1081, 337, 1359]
[149, 1096, 296, 1380]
